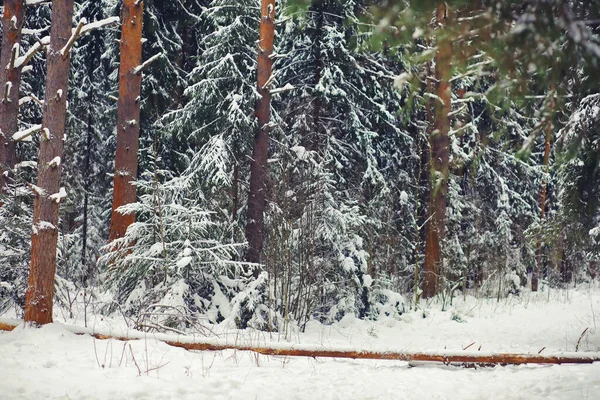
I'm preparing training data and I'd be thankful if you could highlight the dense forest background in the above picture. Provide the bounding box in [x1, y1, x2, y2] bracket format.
[0, 0, 599, 333]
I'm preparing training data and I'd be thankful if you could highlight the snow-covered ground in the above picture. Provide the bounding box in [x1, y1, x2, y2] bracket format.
[2, 286, 600, 399]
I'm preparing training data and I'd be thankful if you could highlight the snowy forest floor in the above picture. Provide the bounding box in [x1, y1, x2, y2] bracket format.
[2, 285, 600, 399]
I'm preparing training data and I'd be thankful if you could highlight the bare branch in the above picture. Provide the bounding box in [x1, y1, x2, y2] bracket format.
[133, 53, 162, 75]
[61, 18, 86, 60]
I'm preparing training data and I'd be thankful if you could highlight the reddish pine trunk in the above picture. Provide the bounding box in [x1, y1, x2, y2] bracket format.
[24, 0, 75, 325]
[0, 0, 25, 194]
[245, 0, 275, 268]
[423, 4, 452, 299]
[109, 0, 144, 242]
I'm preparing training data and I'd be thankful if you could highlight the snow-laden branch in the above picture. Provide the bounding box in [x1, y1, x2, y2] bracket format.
[14, 36, 50, 70]
[12, 124, 42, 142]
[25, 0, 51, 5]
[3, 82, 13, 104]
[19, 94, 44, 107]
[22, 26, 50, 36]
[11, 16, 120, 70]
[49, 187, 67, 203]
[269, 83, 295, 95]
[8, 43, 19, 70]
[79, 16, 120, 36]
[133, 53, 163, 75]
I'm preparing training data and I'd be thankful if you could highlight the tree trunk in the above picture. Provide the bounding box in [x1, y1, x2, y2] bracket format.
[0, 0, 25, 194]
[423, 3, 452, 299]
[24, 0, 75, 325]
[232, 162, 239, 221]
[82, 103, 93, 283]
[309, 4, 324, 152]
[109, 0, 144, 242]
[533, 91, 554, 292]
[245, 0, 275, 268]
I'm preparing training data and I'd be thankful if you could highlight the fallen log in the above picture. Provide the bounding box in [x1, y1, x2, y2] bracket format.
[1, 318, 599, 366]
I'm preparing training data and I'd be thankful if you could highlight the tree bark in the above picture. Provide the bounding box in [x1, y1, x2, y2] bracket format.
[0, 0, 25, 195]
[423, 3, 452, 299]
[245, 0, 275, 269]
[109, 0, 144, 242]
[24, 0, 75, 325]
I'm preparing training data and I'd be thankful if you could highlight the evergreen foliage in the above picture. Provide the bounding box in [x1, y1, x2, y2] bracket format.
[1, 0, 599, 331]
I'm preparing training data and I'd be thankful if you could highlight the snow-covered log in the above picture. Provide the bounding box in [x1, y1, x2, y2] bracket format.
[1, 319, 599, 367]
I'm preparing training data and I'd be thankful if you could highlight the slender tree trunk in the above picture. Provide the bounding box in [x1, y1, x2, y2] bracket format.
[309, 4, 324, 152]
[232, 162, 239, 221]
[109, 0, 144, 242]
[0, 0, 25, 194]
[24, 0, 75, 325]
[82, 104, 93, 282]
[533, 91, 554, 292]
[245, 0, 275, 268]
[423, 3, 452, 299]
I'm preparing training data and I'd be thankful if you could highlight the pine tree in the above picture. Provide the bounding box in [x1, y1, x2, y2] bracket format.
[109, 0, 144, 242]
[0, 0, 26, 194]
[423, 3, 452, 299]
[58, 0, 117, 293]
[245, 0, 276, 267]
[25, 0, 75, 325]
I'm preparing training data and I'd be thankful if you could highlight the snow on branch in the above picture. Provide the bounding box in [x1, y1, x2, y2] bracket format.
[25, 0, 51, 5]
[269, 83, 295, 95]
[61, 16, 121, 60]
[133, 53, 163, 75]
[22, 27, 50, 36]
[3, 82, 13, 104]
[8, 43, 19, 71]
[14, 36, 50, 69]
[19, 94, 44, 107]
[49, 187, 67, 203]
[12, 124, 42, 142]
[79, 16, 120, 36]
[27, 183, 46, 197]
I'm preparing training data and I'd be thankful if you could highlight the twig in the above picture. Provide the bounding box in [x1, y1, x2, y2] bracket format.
[538, 347, 546, 354]
[129, 344, 141, 376]
[118, 342, 127, 367]
[145, 361, 170, 375]
[576, 328, 589, 352]
[93, 339, 103, 368]
[463, 342, 476, 350]
[138, 322, 187, 336]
